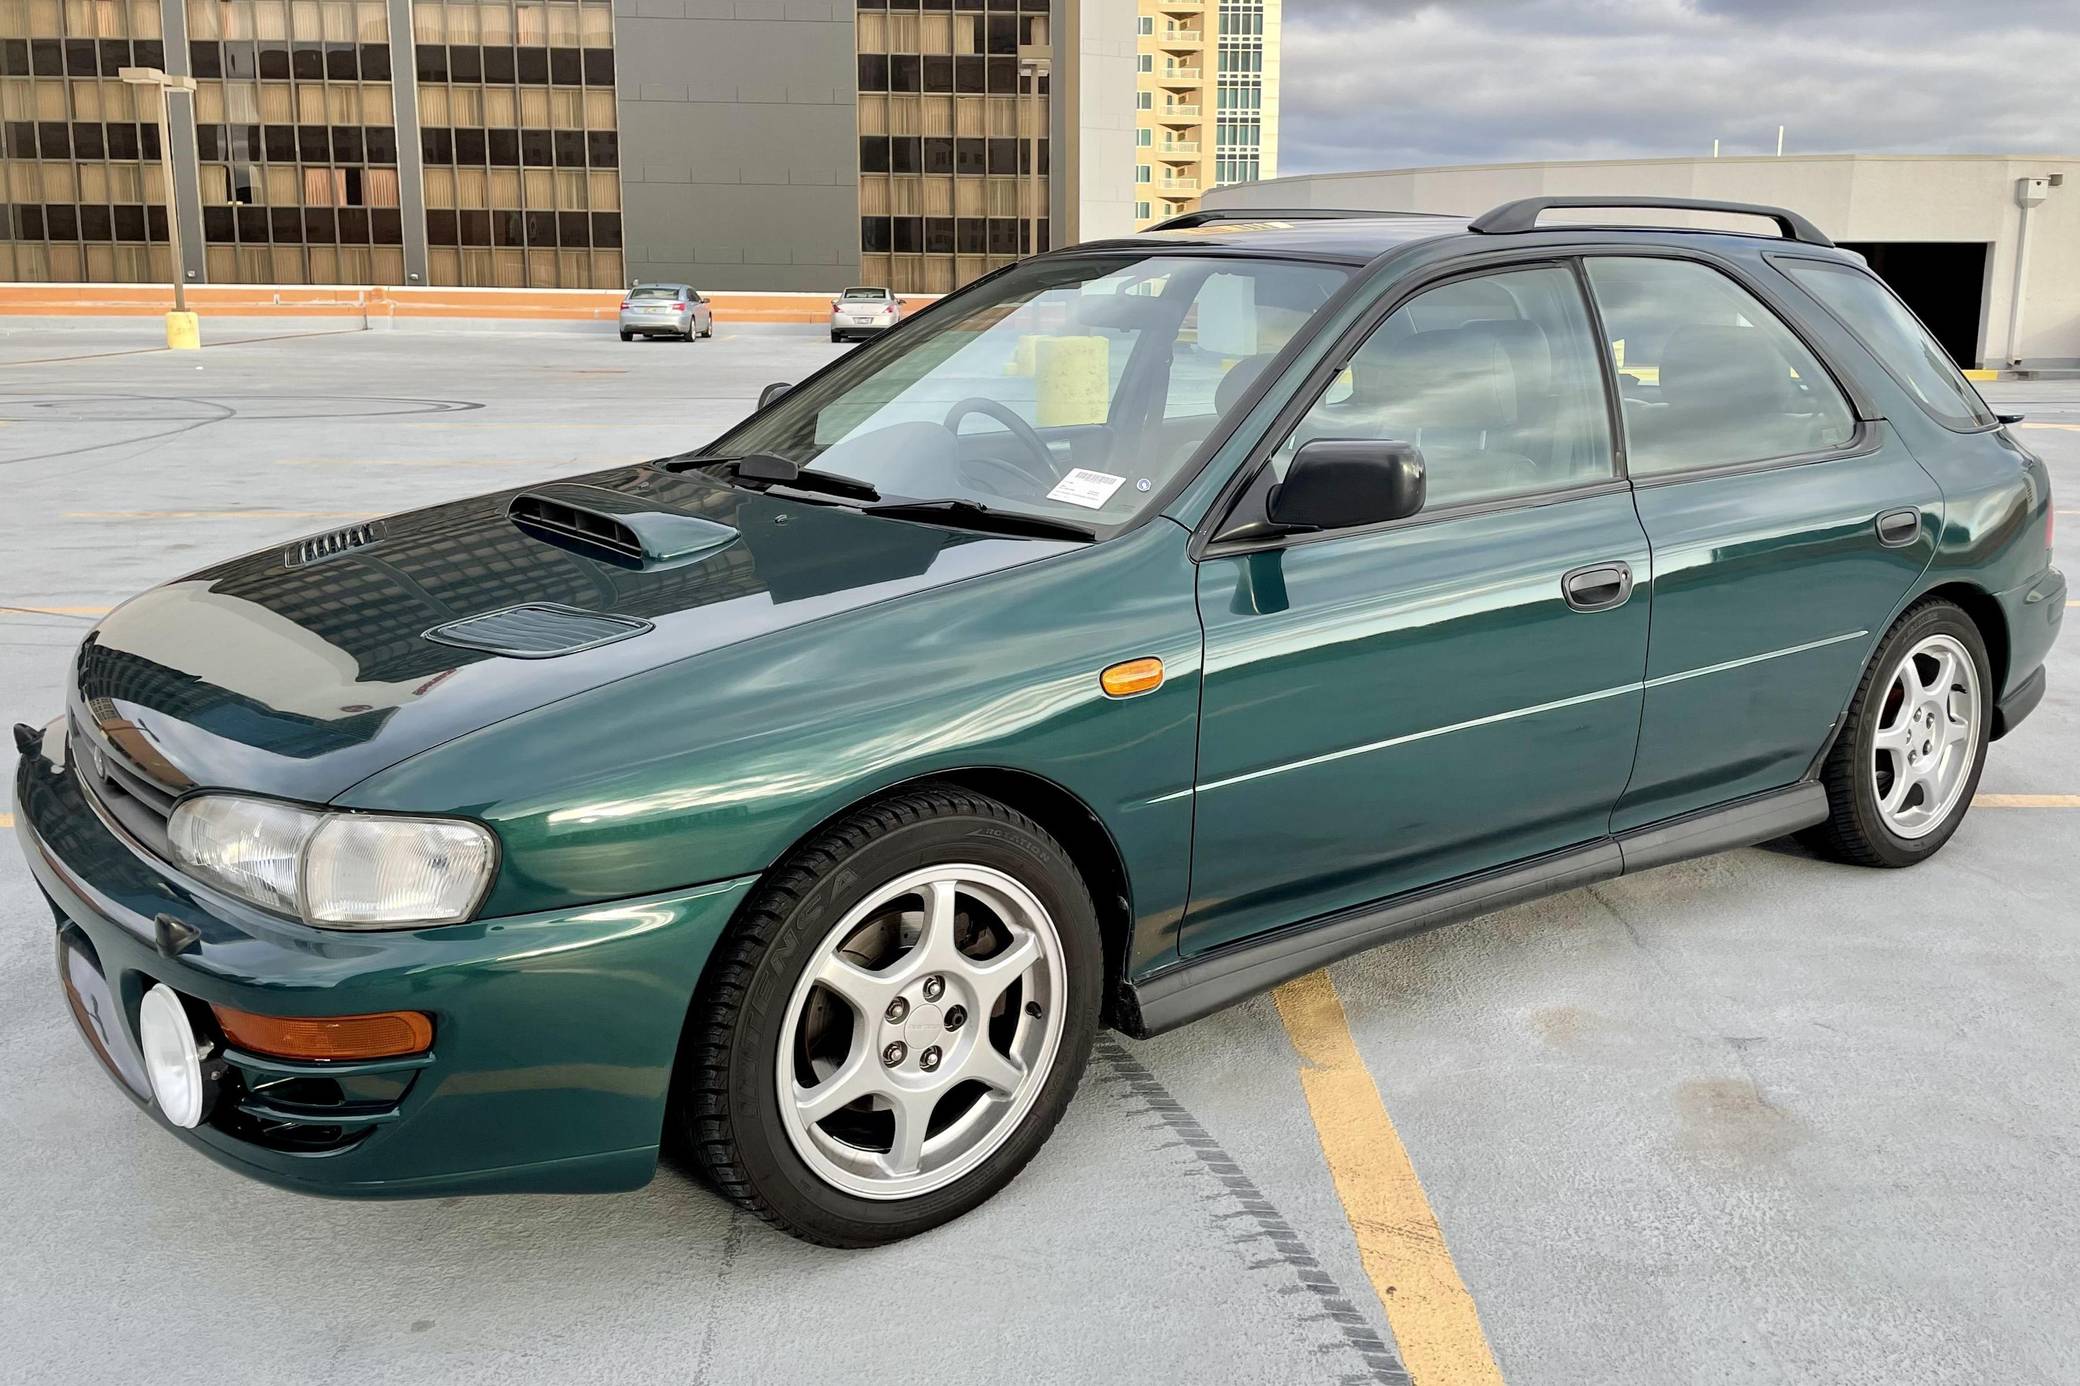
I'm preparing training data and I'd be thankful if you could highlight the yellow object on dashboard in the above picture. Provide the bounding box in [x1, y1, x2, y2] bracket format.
[1035, 335, 1109, 427]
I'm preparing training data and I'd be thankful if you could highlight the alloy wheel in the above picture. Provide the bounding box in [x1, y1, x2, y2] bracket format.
[776, 864, 1065, 1200]
[1870, 632, 1980, 840]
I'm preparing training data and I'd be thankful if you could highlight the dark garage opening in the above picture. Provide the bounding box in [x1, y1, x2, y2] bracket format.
[1836, 241, 1989, 369]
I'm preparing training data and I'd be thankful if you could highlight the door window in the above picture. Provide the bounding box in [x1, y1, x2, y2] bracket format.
[1269, 265, 1616, 509]
[1585, 257, 1856, 475]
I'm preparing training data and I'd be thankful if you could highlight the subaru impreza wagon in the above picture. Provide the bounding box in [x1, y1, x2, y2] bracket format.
[15, 196, 2062, 1246]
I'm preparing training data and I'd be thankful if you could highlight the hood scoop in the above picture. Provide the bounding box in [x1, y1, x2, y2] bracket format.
[509, 484, 738, 568]
[423, 602, 653, 659]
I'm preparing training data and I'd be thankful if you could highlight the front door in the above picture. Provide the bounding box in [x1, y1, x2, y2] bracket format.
[1581, 255, 1942, 830]
[1183, 263, 1652, 955]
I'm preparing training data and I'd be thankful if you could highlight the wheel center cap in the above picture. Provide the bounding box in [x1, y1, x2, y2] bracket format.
[904, 1003, 945, 1047]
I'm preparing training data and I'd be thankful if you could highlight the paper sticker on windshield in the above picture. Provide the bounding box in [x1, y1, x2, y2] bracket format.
[1046, 468, 1127, 510]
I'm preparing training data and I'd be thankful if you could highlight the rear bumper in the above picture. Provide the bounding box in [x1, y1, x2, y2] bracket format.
[13, 722, 756, 1199]
[1992, 566, 2064, 740]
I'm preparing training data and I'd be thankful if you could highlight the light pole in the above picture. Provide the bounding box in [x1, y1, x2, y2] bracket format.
[1018, 57, 1050, 260]
[118, 66, 198, 345]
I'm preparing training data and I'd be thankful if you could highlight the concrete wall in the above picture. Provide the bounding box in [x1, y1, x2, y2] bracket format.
[1205, 155, 2080, 368]
[1065, 0, 1139, 245]
[614, 0, 860, 291]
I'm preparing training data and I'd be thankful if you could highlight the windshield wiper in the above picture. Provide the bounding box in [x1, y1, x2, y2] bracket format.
[862, 498, 1096, 542]
[689, 453, 881, 503]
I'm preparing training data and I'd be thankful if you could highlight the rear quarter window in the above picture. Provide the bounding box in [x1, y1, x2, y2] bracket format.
[1777, 258, 1996, 431]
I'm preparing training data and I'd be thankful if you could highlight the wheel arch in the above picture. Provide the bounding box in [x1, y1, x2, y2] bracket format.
[1918, 579, 2009, 696]
[713, 766, 1139, 1030]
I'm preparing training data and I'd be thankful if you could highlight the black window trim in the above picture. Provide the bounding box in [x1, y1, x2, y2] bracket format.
[1196, 251, 1633, 559]
[1762, 249, 2001, 435]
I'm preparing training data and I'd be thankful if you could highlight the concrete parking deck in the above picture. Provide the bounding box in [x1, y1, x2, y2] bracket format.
[2, 322, 2076, 1385]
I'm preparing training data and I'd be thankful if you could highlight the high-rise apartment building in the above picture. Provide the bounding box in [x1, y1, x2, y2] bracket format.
[2, 0, 1133, 291]
[1131, 0, 1277, 229]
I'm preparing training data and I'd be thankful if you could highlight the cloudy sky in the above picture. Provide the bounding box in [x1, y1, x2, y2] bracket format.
[1278, 0, 2080, 176]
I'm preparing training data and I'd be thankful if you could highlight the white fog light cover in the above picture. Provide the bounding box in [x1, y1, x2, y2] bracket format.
[301, 814, 497, 927]
[138, 984, 207, 1128]
[168, 794, 322, 916]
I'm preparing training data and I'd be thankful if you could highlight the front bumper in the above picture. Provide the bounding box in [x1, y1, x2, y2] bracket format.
[13, 723, 756, 1199]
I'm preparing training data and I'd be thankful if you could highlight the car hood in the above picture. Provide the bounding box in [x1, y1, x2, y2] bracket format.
[67, 463, 1072, 804]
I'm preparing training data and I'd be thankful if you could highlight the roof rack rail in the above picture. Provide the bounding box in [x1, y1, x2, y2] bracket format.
[1143, 207, 1409, 232]
[1467, 196, 1834, 248]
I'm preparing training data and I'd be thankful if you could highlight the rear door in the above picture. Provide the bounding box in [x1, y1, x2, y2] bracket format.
[1582, 254, 1942, 829]
[1181, 262, 1652, 954]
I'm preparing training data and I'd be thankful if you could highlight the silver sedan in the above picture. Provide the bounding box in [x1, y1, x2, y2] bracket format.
[830, 286, 904, 342]
[619, 284, 713, 341]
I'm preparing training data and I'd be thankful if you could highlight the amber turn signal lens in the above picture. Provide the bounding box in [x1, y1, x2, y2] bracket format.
[1100, 657, 1165, 698]
[211, 1004, 434, 1061]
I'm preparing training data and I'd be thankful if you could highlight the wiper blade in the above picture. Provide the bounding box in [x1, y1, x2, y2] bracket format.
[688, 453, 881, 502]
[862, 498, 1096, 542]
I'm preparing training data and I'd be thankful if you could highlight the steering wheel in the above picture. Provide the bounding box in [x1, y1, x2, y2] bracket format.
[942, 397, 1061, 490]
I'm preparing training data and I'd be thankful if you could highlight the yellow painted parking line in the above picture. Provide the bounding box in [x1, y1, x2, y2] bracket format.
[406, 421, 666, 429]
[0, 812, 12, 829]
[1975, 794, 2080, 808]
[63, 509, 378, 520]
[1962, 368, 1999, 381]
[2018, 423, 2080, 431]
[270, 458, 583, 467]
[0, 604, 110, 616]
[1273, 970, 1505, 1386]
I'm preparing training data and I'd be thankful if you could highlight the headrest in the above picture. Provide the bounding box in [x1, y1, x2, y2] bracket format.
[1660, 325, 1792, 413]
[1376, 329, 1518, 432]
[1214, 354, 1278, 416]
[1461, 318, 1552, 399]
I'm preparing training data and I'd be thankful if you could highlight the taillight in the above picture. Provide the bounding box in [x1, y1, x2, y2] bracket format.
[832, 299, 842, 310]
[620, 300, 632, 310]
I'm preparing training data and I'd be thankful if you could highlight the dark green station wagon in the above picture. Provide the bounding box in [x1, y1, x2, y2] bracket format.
[15, 197, 2064, 1245]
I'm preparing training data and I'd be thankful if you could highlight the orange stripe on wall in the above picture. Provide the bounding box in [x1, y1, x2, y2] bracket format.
[0, 283, 938, 325]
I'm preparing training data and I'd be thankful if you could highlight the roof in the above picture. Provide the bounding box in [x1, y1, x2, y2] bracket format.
[1118, 213, 1471, 262]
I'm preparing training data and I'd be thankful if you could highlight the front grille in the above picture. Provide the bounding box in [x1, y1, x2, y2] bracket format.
[422, 602, 651, 658]
[69, 714, 176, 858]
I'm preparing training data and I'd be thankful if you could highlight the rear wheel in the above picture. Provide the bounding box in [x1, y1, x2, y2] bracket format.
[675, 786, 1100, 1246]
[1806, 600, 1990, 867]
[831, 331, 844, 343]
[619, 329, 633, 342]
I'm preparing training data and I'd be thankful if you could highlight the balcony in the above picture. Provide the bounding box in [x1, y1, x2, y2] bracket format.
[1155, 65, 1205, 82]
[1157, 140, 1200, 156]
[1156, 104, 1202, 121]
[1158, 176, 1201, 194]
[1156, 25, 1206, 46]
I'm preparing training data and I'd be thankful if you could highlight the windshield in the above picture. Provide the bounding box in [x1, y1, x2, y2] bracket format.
[842, 288, 891, 300]
[708, 252, 1350, 528]
[630, 286, 681, 300]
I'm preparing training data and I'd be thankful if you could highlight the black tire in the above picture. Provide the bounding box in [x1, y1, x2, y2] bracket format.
[1803, 598, 1991, 867]
[619, 329, 633, 342]
[674, 784, 1102, 1246]
[831, 331, 844, 343]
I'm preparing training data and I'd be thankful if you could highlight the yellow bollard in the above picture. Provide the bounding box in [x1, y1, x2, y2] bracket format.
[164, 311, 200, 350]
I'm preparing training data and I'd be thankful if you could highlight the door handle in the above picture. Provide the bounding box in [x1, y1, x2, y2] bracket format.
[1562, 561, 1633, 613]
[1875, 508, 1921, 547]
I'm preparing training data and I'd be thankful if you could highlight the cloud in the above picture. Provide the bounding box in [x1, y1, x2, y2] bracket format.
[1276, 0, 2080, 176]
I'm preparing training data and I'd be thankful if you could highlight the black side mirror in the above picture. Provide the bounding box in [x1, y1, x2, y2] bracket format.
[758, 382, 792, 409]
[1267, 439, 1426, 531]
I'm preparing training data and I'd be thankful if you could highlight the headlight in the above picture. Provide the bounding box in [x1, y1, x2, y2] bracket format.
[167, 794, 497, 929]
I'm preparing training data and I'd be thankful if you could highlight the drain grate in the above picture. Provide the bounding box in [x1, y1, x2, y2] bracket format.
[422, 603, 652, 658]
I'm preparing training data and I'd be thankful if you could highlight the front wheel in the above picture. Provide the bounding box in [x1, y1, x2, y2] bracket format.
[1805, 599, 1991, 867]
[675, 786, 1100, 1246]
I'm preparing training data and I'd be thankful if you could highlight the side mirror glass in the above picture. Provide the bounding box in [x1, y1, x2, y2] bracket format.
[1267, 439, 1426, 531]
[758, 382, 792, 410]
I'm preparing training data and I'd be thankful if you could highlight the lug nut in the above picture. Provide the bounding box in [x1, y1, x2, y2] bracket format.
[882, 1041, 906, 1067]
[919, 1046, 942, 1072]
[922, 975, 945, 1002]
[885, 997, 909, 1024]
[944, 1005, 967, 1030]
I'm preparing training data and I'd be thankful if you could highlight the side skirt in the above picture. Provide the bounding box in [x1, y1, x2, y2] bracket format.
[1117, 781, 1827, 1039]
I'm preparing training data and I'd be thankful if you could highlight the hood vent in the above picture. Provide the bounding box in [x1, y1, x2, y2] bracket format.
[509, 485, 738, 568]
[423, 603, 652, 659]
[289, 520, 383, 567]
